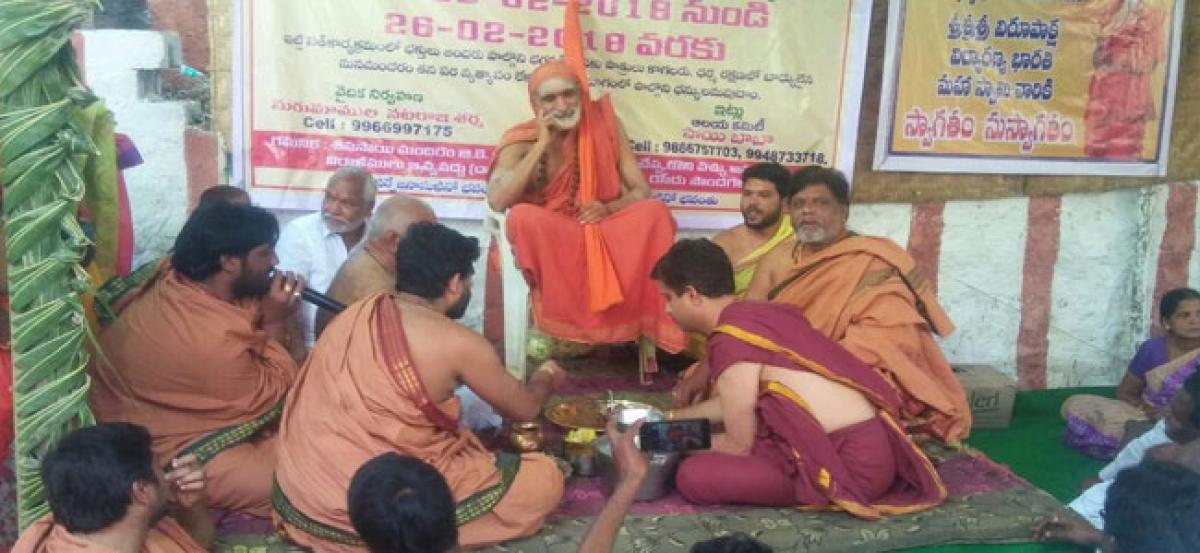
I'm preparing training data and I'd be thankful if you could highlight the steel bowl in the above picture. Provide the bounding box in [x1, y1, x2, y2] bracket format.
[593, 436, 680, 502]
[610, 403, 664, 432]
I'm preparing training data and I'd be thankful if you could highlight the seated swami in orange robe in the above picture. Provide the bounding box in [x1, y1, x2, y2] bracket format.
[89, 204, 301, 517]
[485, 59, 684, 353]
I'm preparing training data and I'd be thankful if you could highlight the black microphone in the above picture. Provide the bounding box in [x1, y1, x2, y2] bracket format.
[268, 269, 346, 314]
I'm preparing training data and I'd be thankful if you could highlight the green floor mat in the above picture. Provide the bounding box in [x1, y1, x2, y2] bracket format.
[896, 387, 1112, 553]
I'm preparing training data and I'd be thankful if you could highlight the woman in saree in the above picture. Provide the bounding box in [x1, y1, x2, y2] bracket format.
[1063, 288, 1200, 458]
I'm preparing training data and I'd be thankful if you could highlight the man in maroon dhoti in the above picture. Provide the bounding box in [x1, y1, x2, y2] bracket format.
[652, 239, 946, 518]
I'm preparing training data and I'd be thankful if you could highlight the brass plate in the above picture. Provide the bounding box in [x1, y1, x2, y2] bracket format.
[544, 398, 654, 431]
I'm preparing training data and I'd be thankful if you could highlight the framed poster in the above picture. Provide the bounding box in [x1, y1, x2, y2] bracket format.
[874, 0, 1185, 176]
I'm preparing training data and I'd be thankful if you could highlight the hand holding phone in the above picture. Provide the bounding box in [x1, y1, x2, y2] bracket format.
[637, 418, 711, 453]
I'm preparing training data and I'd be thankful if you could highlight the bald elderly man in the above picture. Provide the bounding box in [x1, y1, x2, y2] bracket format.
[314, 194, 436, 338]
[315, 196, 501, 431]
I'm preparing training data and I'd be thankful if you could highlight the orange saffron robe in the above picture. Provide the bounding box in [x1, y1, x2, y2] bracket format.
[273, 295, 563, 551]
[769, 235, 971, 443]
[490, 88, 684, 351]
[89, 272, 298, 516]
[13, 515, 205, 553]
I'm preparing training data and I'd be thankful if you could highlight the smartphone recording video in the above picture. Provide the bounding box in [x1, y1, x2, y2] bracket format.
[637, 419, 711, 453]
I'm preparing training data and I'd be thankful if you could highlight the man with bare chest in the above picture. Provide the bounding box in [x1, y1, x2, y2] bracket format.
[275, 223, 566, 551]
[654, 239, 945, 517]
[710, 162, 794, 297]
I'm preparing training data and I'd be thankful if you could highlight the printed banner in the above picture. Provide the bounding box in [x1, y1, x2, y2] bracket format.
[233, 0, 871, 227]
[873, 0, 1185, 176]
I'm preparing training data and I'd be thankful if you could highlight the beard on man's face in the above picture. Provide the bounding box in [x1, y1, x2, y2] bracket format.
[551, 109, 581, 130]
[744, 206, 782, 230]
[233, 267, 273, 299]
[446, 289, 472, 320]
[144, 481, 170, 526]
[323, 215, 364, 235]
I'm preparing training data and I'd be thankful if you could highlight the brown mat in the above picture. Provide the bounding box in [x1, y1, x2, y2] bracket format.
[485, 483, 1069, 553]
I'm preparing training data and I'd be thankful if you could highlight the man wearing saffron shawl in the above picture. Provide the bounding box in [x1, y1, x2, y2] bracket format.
[89, 204, 303, 517]
[739, 167, 971, 443]
[653, 240, 945, 517]
[485, 57, 685, 372]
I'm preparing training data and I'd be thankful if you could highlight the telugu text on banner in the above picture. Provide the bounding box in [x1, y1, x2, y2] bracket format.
[234, 0, 871, 227]
[874, 0, 1185, 177]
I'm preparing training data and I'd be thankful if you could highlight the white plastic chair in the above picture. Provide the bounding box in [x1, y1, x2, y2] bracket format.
[483, 206, 658, 384]
[483, 206, 531, 381]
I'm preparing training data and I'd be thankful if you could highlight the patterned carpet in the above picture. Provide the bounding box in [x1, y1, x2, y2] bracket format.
[210, 353, 1082, 553]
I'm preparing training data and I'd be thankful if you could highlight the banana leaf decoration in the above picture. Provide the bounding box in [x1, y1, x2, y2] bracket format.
[0, 0, 104, 528]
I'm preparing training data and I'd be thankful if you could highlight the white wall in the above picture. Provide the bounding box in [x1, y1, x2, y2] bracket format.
[937, 198, 1029, 381]
[79, 30, 192, 268]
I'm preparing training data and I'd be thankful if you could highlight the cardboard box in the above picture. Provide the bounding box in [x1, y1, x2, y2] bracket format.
[953, 364, 1016, 429]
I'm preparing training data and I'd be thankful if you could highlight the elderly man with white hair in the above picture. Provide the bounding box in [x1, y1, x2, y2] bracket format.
[314, 194, 436, 338]
[312, 194, 502, 432]
[276, 167, 377, 348]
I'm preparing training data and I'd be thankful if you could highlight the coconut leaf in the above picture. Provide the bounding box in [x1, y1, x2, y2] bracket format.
[0, 1, 90, 51]
[9, 298, 74, 344]
[3, 0, 102, 528]
[0, 97, 73, 163]
[0, 28, 71, 98]
[8, 255, 76, 310]
[6, 199, 74, 259]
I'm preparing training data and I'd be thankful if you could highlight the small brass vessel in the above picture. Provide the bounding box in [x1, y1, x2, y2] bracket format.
[510, 421, 545, 453]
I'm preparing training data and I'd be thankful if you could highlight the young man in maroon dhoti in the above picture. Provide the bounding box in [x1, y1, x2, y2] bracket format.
[653, 240, 946, 519]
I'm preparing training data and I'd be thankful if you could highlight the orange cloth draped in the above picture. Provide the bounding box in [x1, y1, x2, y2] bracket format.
[13, 515, 204, 553]
[88, 272, 298, 516]
[768, 235, 971, 443]
[492, 93, 684, 350]
[274, 294, 563, 552]
[485, 2, 684, 350]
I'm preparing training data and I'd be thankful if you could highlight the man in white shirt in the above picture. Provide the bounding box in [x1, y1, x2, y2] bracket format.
[1068, 420, 1172, 529]
[276, 167, 377, 347]
[1073, 371, 1200, 526]
[1035, 371, 1200, 547]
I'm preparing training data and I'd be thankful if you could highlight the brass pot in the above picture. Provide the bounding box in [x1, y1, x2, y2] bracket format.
[510, 421, 545, 453]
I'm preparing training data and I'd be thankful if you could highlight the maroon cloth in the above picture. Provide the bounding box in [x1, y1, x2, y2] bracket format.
[677, 301, 946, 519]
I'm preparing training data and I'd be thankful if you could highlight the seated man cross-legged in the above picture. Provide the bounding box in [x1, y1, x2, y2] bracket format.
[654, 240, 945, 518]
[739, 167, 971, 443]
[314, 195, 499, 432]
[274, 222, 565, 551]
[89, 203, 303, 517]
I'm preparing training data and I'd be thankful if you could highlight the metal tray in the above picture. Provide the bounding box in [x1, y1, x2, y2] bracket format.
[543, 398, 656, 430]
